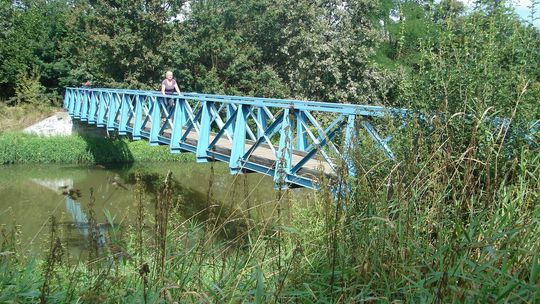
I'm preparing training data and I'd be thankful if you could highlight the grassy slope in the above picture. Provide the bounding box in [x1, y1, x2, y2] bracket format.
[0, 132, 194, 164]
[0, 104, 195, 164]
[0, 103, 57, 134]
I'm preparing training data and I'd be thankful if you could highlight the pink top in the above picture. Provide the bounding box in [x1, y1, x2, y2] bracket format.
[162, 79, 176, 94]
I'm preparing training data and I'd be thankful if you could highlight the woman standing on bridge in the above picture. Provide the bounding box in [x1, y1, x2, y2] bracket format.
[161, 71, 181, 114]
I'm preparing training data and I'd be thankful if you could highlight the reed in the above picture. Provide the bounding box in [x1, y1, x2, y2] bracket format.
[39, 216, 64, 304]
[0, 123, 538, 302]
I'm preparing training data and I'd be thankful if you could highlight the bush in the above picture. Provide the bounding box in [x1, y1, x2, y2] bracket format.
[13, 68, 46, 105]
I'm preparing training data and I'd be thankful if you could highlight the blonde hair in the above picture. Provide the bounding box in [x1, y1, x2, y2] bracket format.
[166, 71, 173, 76]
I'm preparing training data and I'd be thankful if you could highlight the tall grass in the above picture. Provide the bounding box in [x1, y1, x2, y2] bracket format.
[0, 103, 56, 134]
[0, 122, 538, 302]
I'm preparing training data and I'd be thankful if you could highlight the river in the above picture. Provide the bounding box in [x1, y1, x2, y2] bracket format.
[0, 162, 306, 257]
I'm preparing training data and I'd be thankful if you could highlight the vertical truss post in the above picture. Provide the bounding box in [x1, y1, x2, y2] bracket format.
[118, 94, 130, 135]
[344, 114, 357, 176]
[80, 91, 89, 121]
[63, 89, 70, 110]
[170, 98, 188, 153]
[295, 110, 307, 151]
[226, 104, 235, 135]
[230, 104, 249, 173]
[132, 95, 143, 140]
[97, 92, 106, 127]
[88, 91, 97, 124]
[149, 96, 162, 145]
[68, 89, 75, 115]
[196, 100, 212, 162]
[257, 107, 268, 139]
[274, 108, 292, 187]
[74, 90, 82, 118]
[107, 93, 118, 131]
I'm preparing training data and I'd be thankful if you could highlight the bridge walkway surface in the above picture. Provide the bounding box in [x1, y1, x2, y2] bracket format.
[134, 120, 333, 181]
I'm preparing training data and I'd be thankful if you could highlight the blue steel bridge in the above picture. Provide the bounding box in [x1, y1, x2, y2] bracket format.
[65, 87, 537, 190]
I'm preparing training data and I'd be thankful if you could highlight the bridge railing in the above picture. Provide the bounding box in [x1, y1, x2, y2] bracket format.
[65, 87, 406, 188]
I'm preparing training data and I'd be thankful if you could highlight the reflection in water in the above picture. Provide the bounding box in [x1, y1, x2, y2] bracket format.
[30, 176, 109, 249]
[31, 178, 73, 192]
[64, 196, 107, 246]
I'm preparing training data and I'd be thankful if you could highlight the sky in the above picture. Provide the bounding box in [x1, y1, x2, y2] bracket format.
[462, 0, 540, 27]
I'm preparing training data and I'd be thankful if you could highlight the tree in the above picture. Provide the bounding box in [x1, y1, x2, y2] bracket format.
[0, 0, 69, 99]
[64, 0, 186, 89]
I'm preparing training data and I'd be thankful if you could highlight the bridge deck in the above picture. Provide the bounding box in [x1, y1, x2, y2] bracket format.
[135, 121, 334, 183]
[184, 128, 333, 178]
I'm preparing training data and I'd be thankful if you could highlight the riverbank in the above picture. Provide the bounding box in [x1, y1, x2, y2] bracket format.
[0, 132, 194, 164]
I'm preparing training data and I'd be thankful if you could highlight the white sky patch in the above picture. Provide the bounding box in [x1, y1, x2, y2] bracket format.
[445, 0, 539, 27]
[508, 0, 538, 27]
[170, 2, 191, 23]
[462, 0, 534, 7]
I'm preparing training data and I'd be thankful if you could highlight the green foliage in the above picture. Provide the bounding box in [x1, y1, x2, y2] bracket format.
[0, 0, 69, 98]
[1, 0, 393, 103]
[0, 0, 538, 112]
[126, 139, 195, 162]
[73, 0, 184, 88]
[401, 5, 539, 116]
[13, 67, 45, 105]
[0, 133, 194, 164]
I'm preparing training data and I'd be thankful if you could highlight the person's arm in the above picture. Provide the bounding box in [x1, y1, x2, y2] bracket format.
[174, 83, 181, 95]
[161, 83, 166, 95]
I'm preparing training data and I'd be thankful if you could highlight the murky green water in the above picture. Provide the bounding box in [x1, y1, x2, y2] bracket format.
[0, 162, 306, 256]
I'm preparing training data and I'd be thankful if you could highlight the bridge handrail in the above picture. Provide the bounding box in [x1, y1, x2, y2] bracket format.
[67, 87, 538, 137]
[67, 87, 410, 116]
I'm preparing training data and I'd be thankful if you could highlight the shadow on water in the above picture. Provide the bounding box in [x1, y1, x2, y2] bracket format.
[124, 171, 249, 242]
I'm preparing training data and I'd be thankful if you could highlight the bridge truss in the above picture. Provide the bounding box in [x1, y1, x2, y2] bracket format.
[69, 87, 511, 189]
